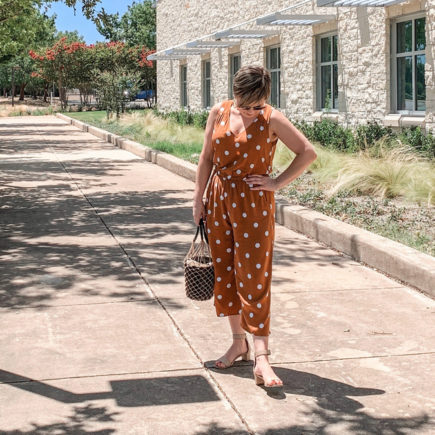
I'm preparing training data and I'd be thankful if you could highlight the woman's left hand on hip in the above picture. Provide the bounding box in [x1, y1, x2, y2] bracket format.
[244, 174, 279, 191]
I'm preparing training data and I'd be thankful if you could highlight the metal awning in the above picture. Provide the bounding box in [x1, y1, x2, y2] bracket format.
[186, 40, 240, 48]
[257, 13, 336, 26]
[213, 29, 278, 39]
[148, 54, 187, 60]
[166, 48, 211, 55]
[317, 0, 406, 6]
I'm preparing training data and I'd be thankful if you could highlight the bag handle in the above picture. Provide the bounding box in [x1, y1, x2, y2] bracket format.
[193, 218, 209, 244]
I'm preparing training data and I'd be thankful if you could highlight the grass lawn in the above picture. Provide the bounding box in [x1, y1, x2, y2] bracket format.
[67, 109, 434, 256]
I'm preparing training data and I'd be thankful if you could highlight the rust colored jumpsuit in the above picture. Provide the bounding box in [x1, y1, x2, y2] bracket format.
[205, 99, 278, 336]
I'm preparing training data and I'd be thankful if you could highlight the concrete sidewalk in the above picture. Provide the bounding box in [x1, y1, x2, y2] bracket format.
[0, 115, 434, 434]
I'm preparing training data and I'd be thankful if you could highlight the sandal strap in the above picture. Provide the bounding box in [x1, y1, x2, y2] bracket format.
[254, 349, 271, 357]
[233, 333, 246, 339]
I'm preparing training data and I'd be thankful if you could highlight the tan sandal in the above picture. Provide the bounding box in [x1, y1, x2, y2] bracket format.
[253, 349, 283, 389]
[214, 333, 251, 369]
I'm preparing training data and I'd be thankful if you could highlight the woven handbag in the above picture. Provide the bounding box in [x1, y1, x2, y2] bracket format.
[184, 218, 214, 301]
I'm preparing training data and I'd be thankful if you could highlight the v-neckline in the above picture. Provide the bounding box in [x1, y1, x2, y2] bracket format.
[228, 100, 260, 138]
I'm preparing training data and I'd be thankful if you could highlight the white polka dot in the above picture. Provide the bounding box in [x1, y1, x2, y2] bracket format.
[226, 248, 231, 253]
[253, 222, 259, 228]
[233, 222, 238, 228]
[217, 277, 222, 282]
[249, 312, 254, 318]
[226, 131, 231, 136]
[236, 169, 241, 175]
[224, 230, 230, 236]
[248, 294, 252, 300]
[242, 212, 247, 218]
[259, 191, 264, 196]
[216, 240, 221, 244]
[235, 142, 240, 148]
[207, 228, 211, 233]
[217, 294, 222, 300]
[254, 118, 258, 122]
[257, 284, 262, 290]
[238, 261, 242, 267]
[224, 150, 229, 155]
[221, 121, 225, 126]
[256, 264, 261, 269]
[243, 153, 248, 158]
[219, 313, 224, 317]
[231, 183, 236, 188]
[265, 272, 269, 277]
[217, 157, 220, 162]
[248, 273, 252, 279]
[232, 202, 236, 208]
[235, 242, 240, 247]
[224, 192, 228, 197]
[239, 309, 242, 314]
[261, 157, 265, 163]
[267, 138, 271, 143]
[241, 192, 245, 198]
[216, 258, 221, 263]
[244, 233, 249, 238]
[257, 302, 262, 308]
[214, 221, 219, 226]
[260, 126, 264, 131]
[259, 323, 264, 329]
[270, 204, 273, 209]
[216, 139, 220, 144]
[208, 210, 212, 215]
[251, 203, 255, 208]
[227, 266, 232, 271]
[262, 211, 267, 216]
[245, 253, 250, 258]
[247, 134, 252, 139]
[265, 231, 269, 236]
[227, 283, 231, 288]
[233, 161, 237, 165]
[214, 202, 218, 207]
[227, 175, 232, 180]
[255, 243, 260, 248]
[260, 109, 264, 115]
[250, 163, 254, 169]
[240, 282, 244, 288]
[256, 145, 261, 150]
[266, 251, 269, 257]
[229, 301, 233, 306]
[220, 195, 224, 201]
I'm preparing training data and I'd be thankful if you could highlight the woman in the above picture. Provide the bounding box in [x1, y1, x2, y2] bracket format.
[193, 65, 317, 389]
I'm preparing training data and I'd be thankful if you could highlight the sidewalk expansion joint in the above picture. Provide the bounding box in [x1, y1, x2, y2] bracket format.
[0, 366, 207, 386]
[45, 139, 256, 435]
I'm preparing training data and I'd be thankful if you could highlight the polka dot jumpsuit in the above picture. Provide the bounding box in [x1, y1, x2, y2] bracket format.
[205, 99, 278, 336]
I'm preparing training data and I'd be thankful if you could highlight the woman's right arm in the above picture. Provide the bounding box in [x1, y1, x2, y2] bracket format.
[192, 104, 220, 225]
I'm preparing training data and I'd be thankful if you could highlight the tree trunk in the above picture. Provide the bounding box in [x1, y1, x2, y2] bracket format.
[19, 83, 26, 100]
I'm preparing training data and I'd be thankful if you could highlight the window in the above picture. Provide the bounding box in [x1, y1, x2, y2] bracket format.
[266, 45, 281, 108]
[316, 34, 338, 111]
[392, 15, 426, 113]
[180, 65, 188, 108]
[229, 53, 241, 99]
[202, 59, 211, 108]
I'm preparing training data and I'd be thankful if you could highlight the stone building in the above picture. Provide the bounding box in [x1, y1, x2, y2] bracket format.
[148, 0, 435, 134]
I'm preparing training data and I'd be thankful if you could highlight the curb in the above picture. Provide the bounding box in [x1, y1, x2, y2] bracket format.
[56, 113, 435, 298]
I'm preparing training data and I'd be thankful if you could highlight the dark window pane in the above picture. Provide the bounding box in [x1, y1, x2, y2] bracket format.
[333, 63, 338, 109]
[271, 70, 280, 107]
[416, 54, 426, 111]
[321, 37, 331, 62]
[277, 47, 281, 68]
[415, 18, 426, 51]
[321, 65, 332, 109]
[397, 20, 412, 53]
[397, 56, 413, 110]
[333, 35, 338, 61]
[269, 47, 278, 69]
[205, 61, 210, 78]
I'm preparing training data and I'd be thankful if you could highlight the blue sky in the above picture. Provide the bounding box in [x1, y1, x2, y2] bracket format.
[45, 1, 135, 44]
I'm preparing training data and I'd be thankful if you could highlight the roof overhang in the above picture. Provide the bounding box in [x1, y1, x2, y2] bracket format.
[165, 48, 211, 56]
[257, 13, 336, 26]
[317, 0, 406, 6]
[147, 54, 186, 61]
[186, 40, 240, 48]
[213, 29, 278, 39]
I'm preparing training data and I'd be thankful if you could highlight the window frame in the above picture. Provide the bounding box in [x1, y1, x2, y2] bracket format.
[390, 12, 426, 116]
[180, 64, 188, 108]
[315, 31, 339, 112]
[229, 53, 241, 99]
[265, 44, 281, 108]
[202, 58, 212, 109]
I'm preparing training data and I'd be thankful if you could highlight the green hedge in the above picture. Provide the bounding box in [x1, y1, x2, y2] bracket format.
[153, 109, 435, 159]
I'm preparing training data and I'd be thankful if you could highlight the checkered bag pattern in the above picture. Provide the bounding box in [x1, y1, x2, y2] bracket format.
[184, 219, 214, 301]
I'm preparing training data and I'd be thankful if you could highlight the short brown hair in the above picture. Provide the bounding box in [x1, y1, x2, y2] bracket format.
[232, 65, 271, 106]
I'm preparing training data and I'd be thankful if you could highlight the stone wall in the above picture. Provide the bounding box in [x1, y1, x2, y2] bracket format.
[155, 0, 435, 134]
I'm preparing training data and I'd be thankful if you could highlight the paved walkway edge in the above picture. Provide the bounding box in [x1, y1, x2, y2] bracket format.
[56, 113, 435, 298]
